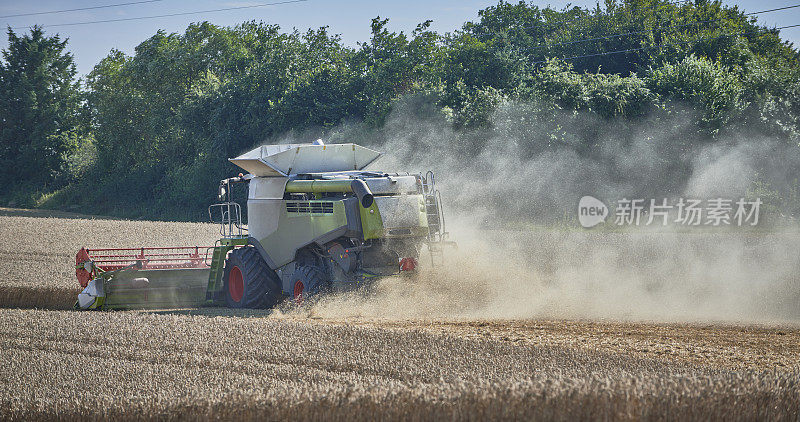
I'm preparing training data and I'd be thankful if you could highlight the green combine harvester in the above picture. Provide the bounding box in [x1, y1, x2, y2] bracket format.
[75, 140, 452, 310]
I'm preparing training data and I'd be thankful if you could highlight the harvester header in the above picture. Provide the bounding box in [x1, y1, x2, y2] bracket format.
[75, 140, 452, 310]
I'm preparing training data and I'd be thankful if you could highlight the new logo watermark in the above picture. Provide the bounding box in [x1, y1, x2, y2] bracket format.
[578, 196, 609, 228]
[578, 196, 761, 228]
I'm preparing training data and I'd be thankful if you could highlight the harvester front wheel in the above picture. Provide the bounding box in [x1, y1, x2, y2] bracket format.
[223, 247, 281, 309]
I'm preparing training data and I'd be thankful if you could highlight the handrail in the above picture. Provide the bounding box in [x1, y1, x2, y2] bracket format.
[209, 202, 247, 239]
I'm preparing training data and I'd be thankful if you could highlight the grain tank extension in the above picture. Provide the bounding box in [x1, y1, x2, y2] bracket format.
[74, 141, 452, 310]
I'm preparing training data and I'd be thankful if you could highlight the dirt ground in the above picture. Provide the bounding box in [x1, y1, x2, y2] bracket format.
[0, 209, 797, 420]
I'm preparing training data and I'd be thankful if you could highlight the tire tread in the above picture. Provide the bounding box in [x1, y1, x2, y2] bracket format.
[223, 246, 281, 309]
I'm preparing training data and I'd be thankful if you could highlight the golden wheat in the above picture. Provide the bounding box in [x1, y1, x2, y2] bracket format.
[0, 209, 798, 420]
[0, 309, 797, 420]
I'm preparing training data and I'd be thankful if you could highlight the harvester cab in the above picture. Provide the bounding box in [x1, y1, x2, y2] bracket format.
[75, 140, 453, 310]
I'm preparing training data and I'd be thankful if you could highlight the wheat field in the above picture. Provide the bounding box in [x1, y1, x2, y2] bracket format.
[0, 208, 798, 421]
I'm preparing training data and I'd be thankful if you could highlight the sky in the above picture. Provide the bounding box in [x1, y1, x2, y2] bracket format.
[1, 0, 798, 76]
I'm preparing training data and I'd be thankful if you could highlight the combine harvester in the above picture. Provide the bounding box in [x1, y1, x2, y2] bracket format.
[75, 141, 452, 310]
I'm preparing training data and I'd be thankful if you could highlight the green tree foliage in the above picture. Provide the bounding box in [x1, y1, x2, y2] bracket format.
[0, 27, 85, 200]
[526, 59, 653, 119]
[647, 54, 744, 132]
[353, 18, 446, 125]
[466, 0, 798, 74]
[10, 0, 799, 219]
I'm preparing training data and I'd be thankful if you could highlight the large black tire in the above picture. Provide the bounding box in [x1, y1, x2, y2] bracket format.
[222, 246, 282, 309]
[290, 263, 329, 304]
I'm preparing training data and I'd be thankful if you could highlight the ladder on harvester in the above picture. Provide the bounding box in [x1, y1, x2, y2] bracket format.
[422, 170, 449, 266]
[205, 202, 248, 304]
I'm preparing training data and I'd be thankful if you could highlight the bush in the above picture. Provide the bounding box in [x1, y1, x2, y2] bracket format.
[646, 55, 744, 133]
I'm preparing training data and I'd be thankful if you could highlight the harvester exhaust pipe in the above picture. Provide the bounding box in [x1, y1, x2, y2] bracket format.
[284, 179, 374, 208]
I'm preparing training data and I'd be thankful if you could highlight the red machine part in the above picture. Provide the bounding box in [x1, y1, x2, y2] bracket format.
[75, 246, 213, 288]
[75, 248, 93, 287]
[399, 257, 417, 272]
[228, 266, 244, 303]
[293, 280, 305, 305]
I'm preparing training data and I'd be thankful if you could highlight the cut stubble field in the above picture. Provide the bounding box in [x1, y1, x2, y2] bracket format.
[0, 208, 798, 420]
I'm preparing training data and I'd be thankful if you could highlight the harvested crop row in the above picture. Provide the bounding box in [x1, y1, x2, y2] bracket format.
[0, 286, 77, 310]
[0, 309, 798, 421]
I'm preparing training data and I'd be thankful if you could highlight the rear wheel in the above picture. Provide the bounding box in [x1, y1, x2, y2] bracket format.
[223, 246, 282, 309]
[291, 263, 329, 305]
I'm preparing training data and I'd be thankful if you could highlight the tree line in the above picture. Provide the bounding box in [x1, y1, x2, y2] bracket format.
[1, 0, 798, 220]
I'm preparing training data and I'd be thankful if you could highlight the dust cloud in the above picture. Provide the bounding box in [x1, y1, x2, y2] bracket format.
[302, 97, 800, 323]
[309, 227, 800, 322]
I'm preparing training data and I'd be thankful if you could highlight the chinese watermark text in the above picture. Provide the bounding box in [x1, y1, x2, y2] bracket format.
[613, 197, 761, 226]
